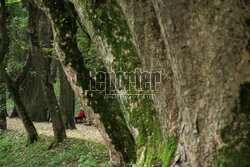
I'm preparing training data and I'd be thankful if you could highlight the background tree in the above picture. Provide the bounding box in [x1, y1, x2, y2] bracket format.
[19, 59, 48, 122]
[0, 0, 38, 144]
[59, 64, 76, 129]
[26, 0, 66, 145]
[0, 80, 7, 130]
[5, 0, 47, 122]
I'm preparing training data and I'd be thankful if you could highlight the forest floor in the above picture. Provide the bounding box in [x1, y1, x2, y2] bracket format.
[6, 118, 105, 144]
[0, 130, 109, 167]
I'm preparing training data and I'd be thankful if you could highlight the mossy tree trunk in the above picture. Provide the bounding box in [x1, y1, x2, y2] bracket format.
[0, 0, 38, 144]
[59, 64, 76, 129]
[115, 1, 180, 165]
[32, 0, 136, 166]
[31, 0, 250, 166]
[73, 0, 250, 166]
[0, 80, 7, 130]
[71, 0, 178, 166]
[26, 0, 66, 144]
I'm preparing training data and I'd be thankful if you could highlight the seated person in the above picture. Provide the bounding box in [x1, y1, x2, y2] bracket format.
[75, 107, 86, 122]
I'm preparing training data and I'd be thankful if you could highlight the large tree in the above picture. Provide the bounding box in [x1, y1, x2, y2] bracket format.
[31, 0, 136, 166]
[19, 55, 48, 122]
[31, 0, 250, 166]
[25, 0, 66, 145]
[4, 0, 48, 122]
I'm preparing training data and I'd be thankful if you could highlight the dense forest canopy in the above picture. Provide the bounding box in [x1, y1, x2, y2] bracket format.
[0, 0, 249, 167]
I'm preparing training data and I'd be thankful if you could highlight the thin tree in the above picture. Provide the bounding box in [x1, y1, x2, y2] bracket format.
[0, 79, 7, 130]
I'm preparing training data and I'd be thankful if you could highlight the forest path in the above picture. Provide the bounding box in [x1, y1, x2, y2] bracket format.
[6, 118, 105, 144]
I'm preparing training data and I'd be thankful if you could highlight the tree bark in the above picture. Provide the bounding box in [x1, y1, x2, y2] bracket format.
[0, 0, 38, 144]
[59, 63, 76, 129]
[51, 59, 58, 83]
[19, 57, 48, 122]
[71, 0, 175, 166]
[151, 1, 250, 166]
[0, 80, 7, 130]
[115, 1, 179, 165]
[31, 0, 136, 166]
[30, 0, 250, 166]
[26, 0, 66, 144]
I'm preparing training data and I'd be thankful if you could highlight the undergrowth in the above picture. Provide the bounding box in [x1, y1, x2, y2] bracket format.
[0, 130, 109, 167]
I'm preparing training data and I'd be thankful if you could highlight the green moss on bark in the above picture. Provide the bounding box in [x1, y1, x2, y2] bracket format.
[130, 98, 177, 167]
[41, 0, 136, 163]
[80, 0, 177, 166]
[41, 0, 177, 165]
[83, 0, 141, 72]
[216, 82, 250, 167]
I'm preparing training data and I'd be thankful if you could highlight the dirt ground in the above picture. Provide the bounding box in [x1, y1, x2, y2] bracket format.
[6, 117, 105, 144]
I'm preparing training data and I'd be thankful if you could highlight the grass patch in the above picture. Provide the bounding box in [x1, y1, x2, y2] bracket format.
[0, 130, 109, 167]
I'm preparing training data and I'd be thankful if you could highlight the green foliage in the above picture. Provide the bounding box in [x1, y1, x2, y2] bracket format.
[78, 155, 100, 167]
[0, 130, 109, 167]
[216, 82, 250, 167]
[76, 23, 101, 71]
[6, 94, 14, 111]
[4, 0, 30, 78]
[75, 97, 82, 116]
[0, 129, 3, 136]
[0, 104, 6, 112]
[53, 78, 60, 101]
[6, 0, 21, 4]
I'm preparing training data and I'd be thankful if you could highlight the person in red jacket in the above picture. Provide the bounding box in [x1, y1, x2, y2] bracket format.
[75, 107, 86, 122]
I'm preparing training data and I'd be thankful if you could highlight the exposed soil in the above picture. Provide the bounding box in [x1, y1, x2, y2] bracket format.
[6, 117, 105, 144]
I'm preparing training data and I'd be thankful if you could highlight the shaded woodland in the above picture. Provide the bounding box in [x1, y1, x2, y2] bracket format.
[0, 0, 249, 167]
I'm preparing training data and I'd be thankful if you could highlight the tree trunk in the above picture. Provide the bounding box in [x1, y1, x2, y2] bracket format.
[8, 82, 39, 144]
[72, 0, 176, 166]
[51, 59, 58, 83]
[32, 0, 136, 166]
[59, 63, 76, 129]
[19, 60, 48, 122]
[151, 1, 250, 166]
[26, 0, 66, 144]
[31, 0, 250, 166]
[0, 0, 38, 144]
[0, 80, 7, 130]
[2, 74, 39, 145]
